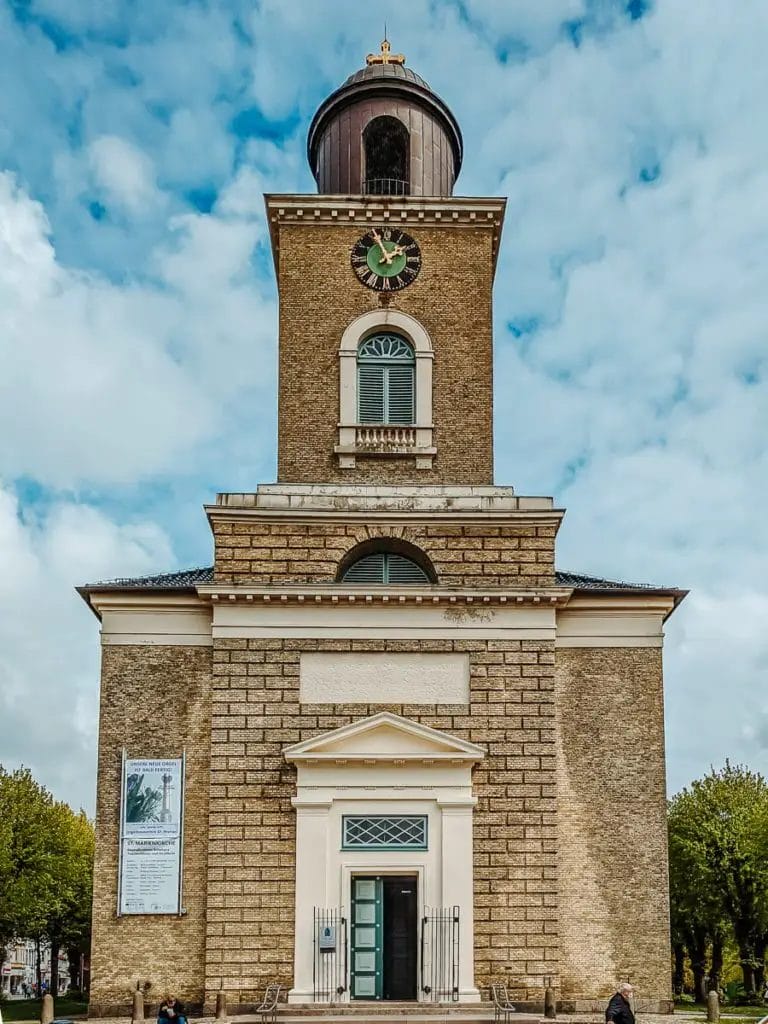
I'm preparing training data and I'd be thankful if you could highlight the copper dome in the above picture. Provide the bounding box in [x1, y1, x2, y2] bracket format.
[307, 48, 463, 197]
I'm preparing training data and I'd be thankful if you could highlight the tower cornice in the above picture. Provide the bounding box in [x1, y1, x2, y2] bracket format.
[264, 193, 507, 274]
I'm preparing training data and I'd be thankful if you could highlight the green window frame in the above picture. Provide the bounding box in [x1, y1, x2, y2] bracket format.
[342, 815, 428, 851]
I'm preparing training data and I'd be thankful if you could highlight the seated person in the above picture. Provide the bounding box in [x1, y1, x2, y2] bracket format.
[158, 995, 187, 1024]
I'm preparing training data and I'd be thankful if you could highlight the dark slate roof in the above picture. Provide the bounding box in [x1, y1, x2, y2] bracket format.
[80, 566, 677, 594]
[81, 566, 214, 591]
[556, 571, 663, 591]
[343, 63, 432, 92]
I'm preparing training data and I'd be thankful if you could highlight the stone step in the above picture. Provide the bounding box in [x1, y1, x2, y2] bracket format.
[282, 1004, 492, 1016]
[235, 1016, 539, 1024]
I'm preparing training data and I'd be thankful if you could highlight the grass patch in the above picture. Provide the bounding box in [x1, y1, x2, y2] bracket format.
[0, 998, 88, 1022]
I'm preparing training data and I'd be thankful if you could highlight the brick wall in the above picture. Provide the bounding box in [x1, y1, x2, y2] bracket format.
[555, 647, 672, 1011]
[276, 222, 495, 485]
[205, 636, 557, 1008]
[89, 646, 212, 1016]
[212, 520, 557, 588]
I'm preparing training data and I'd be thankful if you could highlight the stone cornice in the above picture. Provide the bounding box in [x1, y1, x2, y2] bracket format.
[196, 584, 573, 607]
[206, 484, 563, 527]
[264, 193, 507, 273]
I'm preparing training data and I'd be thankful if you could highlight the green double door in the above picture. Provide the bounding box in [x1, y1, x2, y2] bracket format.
[350, 875, 417, 1000]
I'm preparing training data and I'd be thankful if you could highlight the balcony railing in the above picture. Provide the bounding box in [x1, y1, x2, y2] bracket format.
[362, 177, 410, 196]
[356, 425, 416, 450]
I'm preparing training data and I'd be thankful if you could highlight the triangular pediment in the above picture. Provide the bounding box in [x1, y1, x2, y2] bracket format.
[283, 712, 485, 763]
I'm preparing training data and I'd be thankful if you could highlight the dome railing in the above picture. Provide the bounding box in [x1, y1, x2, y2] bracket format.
[362, 177, 410, 196]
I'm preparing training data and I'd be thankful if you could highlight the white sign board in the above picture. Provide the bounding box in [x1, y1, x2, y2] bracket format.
[118, 756, 184, 915]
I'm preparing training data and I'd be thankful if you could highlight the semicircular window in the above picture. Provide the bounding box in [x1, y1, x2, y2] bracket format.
[342, 552, 429, 585]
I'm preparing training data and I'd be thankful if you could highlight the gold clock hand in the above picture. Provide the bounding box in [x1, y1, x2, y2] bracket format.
[371, 229, 395, 265]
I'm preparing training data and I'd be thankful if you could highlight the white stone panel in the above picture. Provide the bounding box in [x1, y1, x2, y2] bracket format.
[299, 651, 469, 704]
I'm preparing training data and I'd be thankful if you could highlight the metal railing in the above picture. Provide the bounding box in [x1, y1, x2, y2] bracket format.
[313, 907, 347, 1002]
[421, 906, 460, 1002]
[363, 177, 410, 196]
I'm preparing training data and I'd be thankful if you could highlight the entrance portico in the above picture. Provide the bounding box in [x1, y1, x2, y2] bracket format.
[284, 713, 484, 1004]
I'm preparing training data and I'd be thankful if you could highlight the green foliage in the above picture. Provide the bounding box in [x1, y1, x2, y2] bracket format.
[0, 997, 89, 1021]
[723, 980, 748, 1004]
[0, 765, 94, 983]
[669, 762, 768, 996]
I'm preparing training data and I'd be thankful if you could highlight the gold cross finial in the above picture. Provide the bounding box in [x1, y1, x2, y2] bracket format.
[366, 37, 406, 66]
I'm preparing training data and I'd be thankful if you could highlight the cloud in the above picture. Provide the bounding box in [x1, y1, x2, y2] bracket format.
[0, 0, 767, 808]
[0, 484, 173, 811]
[88, 135, 162, 214]
[0, 170, 275, 489]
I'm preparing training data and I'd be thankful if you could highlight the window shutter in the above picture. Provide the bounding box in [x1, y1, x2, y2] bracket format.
[342, 553, 429, 585]
[342, 552, 387, 583]
[358, 364, 385, 423]
[386, 554, 429, 584]
[385, 365, 415, 424]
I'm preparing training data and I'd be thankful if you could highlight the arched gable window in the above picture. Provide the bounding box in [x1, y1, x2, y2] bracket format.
[337, 538, 437, 585]
[342, 552, 429, 585]
[358, 334, 415, 425]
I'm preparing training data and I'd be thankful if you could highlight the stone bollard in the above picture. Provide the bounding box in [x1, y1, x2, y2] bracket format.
[40, 993, 54, 1024]
[706, 990, 720, 1023]
[131, 983, 145, 1024]
[544, 985, 557, 1019]
[215, 989, 227, 1020]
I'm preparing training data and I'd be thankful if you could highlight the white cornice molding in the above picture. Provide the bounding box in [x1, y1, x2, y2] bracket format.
[87, 592, 208, 614]
[264, 193, 507, 272]
[205, 505, 564, 525]
[197, 584, 572, 607]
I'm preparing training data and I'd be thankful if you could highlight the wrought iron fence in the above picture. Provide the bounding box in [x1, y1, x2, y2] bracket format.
[362, 177, 410, 196]
[313, 907, 347, 1002]
[421, 906, 460, 1001]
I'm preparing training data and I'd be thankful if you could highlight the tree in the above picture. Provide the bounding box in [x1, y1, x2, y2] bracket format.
[0, 765, 94, 994]
[41, 804, 94, 995]
[0, 767, 56, 950]
[669, 763, 768, 996]
[668, 790, 728, 998]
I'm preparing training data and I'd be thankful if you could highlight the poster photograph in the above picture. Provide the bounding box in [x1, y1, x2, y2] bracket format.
[118, 755, 184, 915]
[123, 758, 182, 838]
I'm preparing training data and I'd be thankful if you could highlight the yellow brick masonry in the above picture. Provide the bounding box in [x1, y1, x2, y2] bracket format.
[89, 646, 212, 1016]
[212, 520, 557, 588]
[276, 222, 495, 485]
[555, 648, 673, 1011]
[204, 636, 558, 1010]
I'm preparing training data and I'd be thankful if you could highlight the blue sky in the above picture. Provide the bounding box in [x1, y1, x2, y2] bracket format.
[1, 0, 767, 812]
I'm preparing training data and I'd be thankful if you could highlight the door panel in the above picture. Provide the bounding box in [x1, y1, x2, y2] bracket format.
[383, 876, 418, 1001]
[351, 877, 382, 999]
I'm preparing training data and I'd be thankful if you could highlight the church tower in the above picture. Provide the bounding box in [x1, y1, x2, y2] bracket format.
[271, 40, 500, 483]
[82, 42, 683, 1019]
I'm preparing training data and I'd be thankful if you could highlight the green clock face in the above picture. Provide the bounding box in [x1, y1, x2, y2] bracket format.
[351, 227, 421, 291]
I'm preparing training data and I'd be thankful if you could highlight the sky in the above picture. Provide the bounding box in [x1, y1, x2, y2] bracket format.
[0, 0, 766, 814]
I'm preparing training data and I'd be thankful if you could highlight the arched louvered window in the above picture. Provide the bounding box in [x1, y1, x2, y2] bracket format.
[357, 333, 415, 425]
[342, 552, 429, 585]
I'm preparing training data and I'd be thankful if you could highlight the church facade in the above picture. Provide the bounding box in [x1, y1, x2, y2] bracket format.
[80, 43, 684, 1017]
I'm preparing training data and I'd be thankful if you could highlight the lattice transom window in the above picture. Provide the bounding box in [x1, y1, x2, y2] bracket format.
[342, 815, 428, 850]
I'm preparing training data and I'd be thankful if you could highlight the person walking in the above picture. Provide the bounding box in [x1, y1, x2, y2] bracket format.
[606, 983, 635, 1024]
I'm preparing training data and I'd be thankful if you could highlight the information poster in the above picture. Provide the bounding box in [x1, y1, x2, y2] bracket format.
[118, 756, 184, 915]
